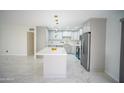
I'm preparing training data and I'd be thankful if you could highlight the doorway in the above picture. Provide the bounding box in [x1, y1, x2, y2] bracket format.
[27, 32, 34, 56]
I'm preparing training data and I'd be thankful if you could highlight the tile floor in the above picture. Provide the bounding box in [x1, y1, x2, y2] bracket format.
[0, 54, 115, 83]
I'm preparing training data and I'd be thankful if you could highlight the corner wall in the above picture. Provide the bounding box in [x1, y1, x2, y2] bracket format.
[0, 25, 29, 56]
[105, 13, 124, 82]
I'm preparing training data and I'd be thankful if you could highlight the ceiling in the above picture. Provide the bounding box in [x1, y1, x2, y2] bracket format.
[0, 10, 123, 30]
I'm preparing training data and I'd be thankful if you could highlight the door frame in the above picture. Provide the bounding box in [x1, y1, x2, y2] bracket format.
[27, 31, 34, 56]
[120, 18, 124, 83]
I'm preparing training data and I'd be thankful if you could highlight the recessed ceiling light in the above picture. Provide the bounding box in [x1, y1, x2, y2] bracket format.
[55, 19, 58, 22]
[54, 15, 58, 18]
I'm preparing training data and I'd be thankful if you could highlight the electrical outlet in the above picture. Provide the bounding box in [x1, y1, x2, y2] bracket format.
[6, 50, 8, 53]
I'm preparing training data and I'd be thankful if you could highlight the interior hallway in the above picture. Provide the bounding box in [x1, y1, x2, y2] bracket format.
[0, 55, 116, 83]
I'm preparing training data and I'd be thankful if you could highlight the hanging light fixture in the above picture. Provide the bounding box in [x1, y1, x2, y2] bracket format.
[54, 15, 59, 32]
[54, 15, 59, 25]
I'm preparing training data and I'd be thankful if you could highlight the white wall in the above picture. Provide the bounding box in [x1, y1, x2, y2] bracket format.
[105, 13, 124, 82]
[36, 26, 48, 52]
[0, 25, 29, 55]
[90, 18, 106, 72]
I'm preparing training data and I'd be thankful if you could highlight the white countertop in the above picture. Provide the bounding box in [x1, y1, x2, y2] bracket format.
[36, 47, 67, 55]
[48, 41, 81, 47]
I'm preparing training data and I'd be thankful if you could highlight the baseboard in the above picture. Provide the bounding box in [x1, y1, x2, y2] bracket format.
[90, 68, 105, 72]
[105, 71, 119, 83]
[0, 53, 27, 56]
[0, 50, 27, 56]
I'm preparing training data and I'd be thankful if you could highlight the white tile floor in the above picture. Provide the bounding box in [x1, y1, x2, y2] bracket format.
[0, 54, 115, 83]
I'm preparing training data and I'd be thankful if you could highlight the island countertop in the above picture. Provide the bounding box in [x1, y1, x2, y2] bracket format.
[36, 47, 67, 78]
[36, 47, 67, 56]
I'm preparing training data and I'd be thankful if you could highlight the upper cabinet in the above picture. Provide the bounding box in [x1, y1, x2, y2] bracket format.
[63, 31, 71, 37]
[49, 31, 62, 40]
[82, 22, 91, 34]
[79, 29, 83, 36]
[71, 31, 79, 40]
[48, 30, 80, 41]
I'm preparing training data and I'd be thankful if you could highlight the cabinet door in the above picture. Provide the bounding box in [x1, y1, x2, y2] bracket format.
[49, 31, 53, 40]
[71, 31, 78, 40]
[49, 31, 63, 40]
[79, 29, 83, 35]
[74, 32, 77, 40]
[82, 22, 91, 34]
[68, 32, 71, 37]
[74, 32, 79, 40]
[58, 32, 62, 40]
[48, 31, 51, 40]
[54, 31, 62, 40]
[62, 31, 67, 37]
[63, 31, 71, 37]
[71, 32, 74, 40]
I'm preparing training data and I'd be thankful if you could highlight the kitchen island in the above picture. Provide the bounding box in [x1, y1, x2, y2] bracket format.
[36, 47, 67, 78]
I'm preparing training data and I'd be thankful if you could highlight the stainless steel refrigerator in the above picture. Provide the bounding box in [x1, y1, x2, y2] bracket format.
[80, 32, 91, 71]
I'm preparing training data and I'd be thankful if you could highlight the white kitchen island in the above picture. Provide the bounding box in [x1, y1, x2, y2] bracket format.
[36, 47, 67, 78]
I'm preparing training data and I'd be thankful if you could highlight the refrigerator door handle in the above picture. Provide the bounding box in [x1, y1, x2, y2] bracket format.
[83, 41, 85, 54]
[81, 39, 84, 54]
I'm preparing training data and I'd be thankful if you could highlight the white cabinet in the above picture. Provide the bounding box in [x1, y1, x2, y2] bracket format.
[48, 31, 53, 40]
[55, 32, 62, 40]
[62, 31, 71, 37]
[79, 29, 83, 35]
[49, 30, 79, 41]
[71, 31, 79, 40]
[82, 22, 91, 34]
[49, 31, 62, 40]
